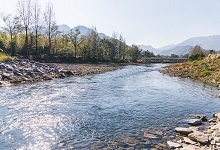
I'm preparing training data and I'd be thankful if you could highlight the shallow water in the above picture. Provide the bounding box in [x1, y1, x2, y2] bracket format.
[0, 64, 220, 149]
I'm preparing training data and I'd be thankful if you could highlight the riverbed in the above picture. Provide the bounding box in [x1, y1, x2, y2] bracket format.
[0, 64, 220, 149]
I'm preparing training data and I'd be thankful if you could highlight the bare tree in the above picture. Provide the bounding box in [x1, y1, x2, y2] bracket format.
[68, 28, 83, 59]
[32, 0, 41, 54]
[17, 0, 32, 58]
[44, 2, 57, 54]
[0, 13, 20, 55]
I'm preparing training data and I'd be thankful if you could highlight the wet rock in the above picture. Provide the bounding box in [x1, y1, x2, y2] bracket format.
[188, 119, 202, 126]
[197, 115, 207, 121]
[188, 131, 209, 144]
[174, 127, 192, 135]
[167, 141, 182, 149]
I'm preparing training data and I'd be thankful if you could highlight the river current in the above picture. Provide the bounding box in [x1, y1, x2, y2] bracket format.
[1, 64, 220, 149]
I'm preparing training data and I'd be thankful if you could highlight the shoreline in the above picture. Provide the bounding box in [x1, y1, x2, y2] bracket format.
[167, 112, 220, 149]
[0, 59, 124, 87]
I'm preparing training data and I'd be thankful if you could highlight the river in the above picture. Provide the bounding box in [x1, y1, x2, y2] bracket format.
[0, 64, 220, 149]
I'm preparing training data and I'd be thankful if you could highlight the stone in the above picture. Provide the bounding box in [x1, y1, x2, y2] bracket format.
[213, 112, 220, 120]
[61, 70, 74, 76]
[143, 133, 158, 139]
[188, 119, 202, 126]
[0, 81, 11, 87]
[188, 131, 209, 144]
[174, 127, 192, 135]
[183, 137, 197, 145]
[180, 145, 205, 150]
[167, 141, 182, 149]
[214, 137, 220, 143]
[209, 118, 217, 123]
[197, 115, 207, 121]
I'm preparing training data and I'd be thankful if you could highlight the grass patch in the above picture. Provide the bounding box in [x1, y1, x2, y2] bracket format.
[0, 52, 13, 61]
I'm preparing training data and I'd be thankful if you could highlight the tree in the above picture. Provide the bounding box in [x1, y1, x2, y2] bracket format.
[17, 0, 33, 58]
[0, 13, 20, 55]
[141, 50, 155, 58]
[44, 2, 57, 54]
[189, 45, 205, 61]
[32, 0, 41, 55]
[127, 45, 141, 62]
[88, 27, 100, 61]
[68, 28, 82, 59]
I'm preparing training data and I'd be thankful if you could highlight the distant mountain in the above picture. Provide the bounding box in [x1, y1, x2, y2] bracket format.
[58, 24, 71, 34]
[158, 44, 176, 51]
[138, 45, 162, 55]
[58, 24, 109, 39]
[177, 35, 220, 50]
[158, 35, 220, 56]
[159, 45, 192, 56]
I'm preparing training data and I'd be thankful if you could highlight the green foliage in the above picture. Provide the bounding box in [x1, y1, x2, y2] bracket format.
[126, 45, 141, 62]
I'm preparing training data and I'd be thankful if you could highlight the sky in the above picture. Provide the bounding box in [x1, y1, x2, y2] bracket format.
[0, 0, 220, 48]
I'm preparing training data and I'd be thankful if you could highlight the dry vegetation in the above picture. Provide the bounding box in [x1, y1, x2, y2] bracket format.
[160, 54, 220, 88]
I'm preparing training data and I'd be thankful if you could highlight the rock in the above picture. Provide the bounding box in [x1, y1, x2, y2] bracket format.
[214, 137, 220, 143]
[188, 119, 202, 126]
[61, 70, 74, 76]
[188, 131, 209, 144]
[213, 112, 220, 120]
[2, 73, 13, 80]
[180, 145, 205, 150]
[174, 127, 192, 135]
[209, 118, 217, 123]
[167, 141, 182, 149]
[197, 115, 207, 121]
[183, 137, 196, 145]
[13, 70, 23, 76]
[143, 133, 158, 139]
[0, 81, 11, 87]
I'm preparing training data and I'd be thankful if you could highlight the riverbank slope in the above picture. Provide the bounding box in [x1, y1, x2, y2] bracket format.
[160, 54, 220, 88]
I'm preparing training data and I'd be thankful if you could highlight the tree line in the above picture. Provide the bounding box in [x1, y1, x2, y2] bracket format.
[0, 0, 156, 63]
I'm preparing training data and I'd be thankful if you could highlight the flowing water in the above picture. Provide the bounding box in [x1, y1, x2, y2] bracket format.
[1, 64, 220, 149]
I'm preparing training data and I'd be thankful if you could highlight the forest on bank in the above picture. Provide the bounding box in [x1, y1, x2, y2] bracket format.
[0, 0, 157, 63]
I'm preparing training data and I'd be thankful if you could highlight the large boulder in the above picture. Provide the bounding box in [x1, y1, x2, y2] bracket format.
[174, 127, 192, 135]
[188, 131, 209, 144]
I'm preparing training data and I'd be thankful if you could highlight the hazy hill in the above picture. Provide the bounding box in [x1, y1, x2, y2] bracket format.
[138, 45, 162, 55]
[58, 24, 109, 38]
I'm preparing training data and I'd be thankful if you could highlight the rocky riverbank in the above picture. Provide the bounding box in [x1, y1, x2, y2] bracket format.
[167, 113, 220, 149]
[160, 54, 220, 88]
[0, 59, 123, 87]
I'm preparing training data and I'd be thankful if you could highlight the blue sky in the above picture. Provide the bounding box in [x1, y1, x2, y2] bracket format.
[0, 0, 220, 48]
